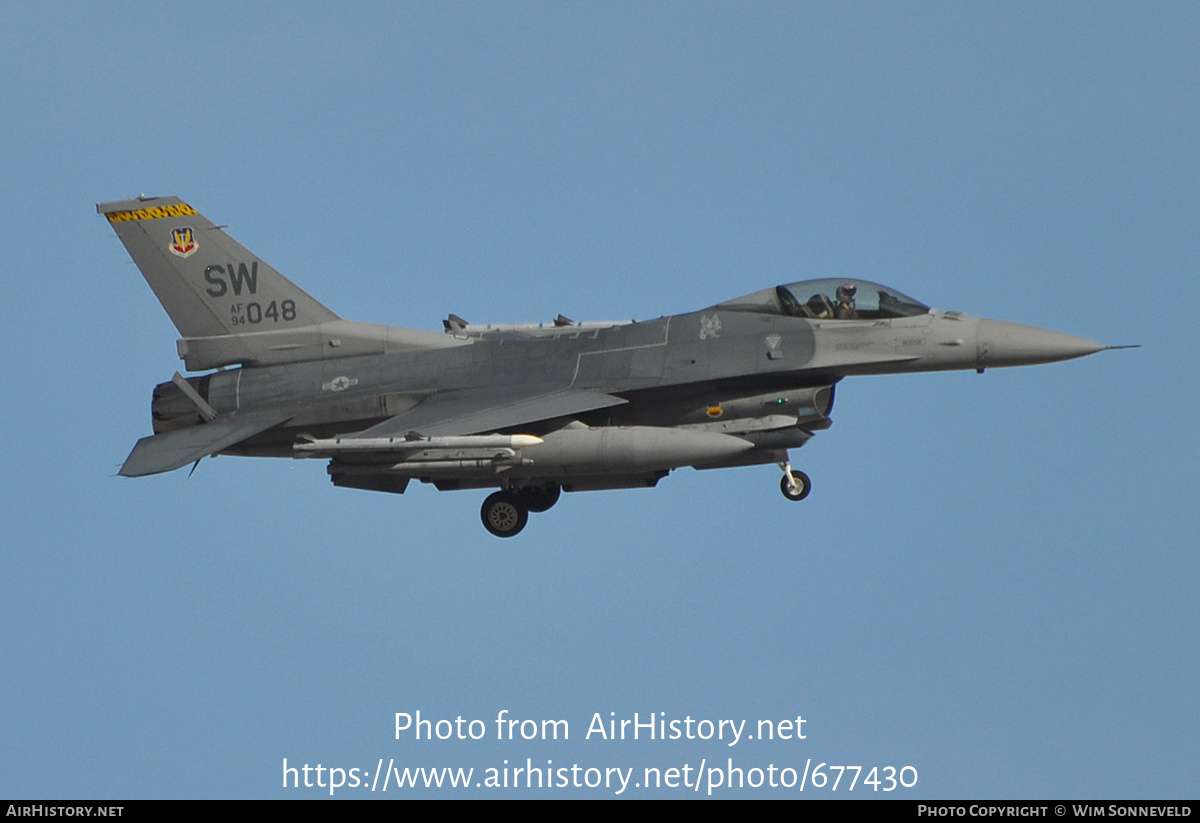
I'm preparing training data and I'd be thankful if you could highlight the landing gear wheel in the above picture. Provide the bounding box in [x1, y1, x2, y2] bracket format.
[780, 470, 812, 501]
[481, 492, 529, 537]
[519, 484, 561, 513]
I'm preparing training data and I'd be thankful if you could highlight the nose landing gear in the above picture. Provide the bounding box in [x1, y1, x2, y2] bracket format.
[778, 461, 812, 501]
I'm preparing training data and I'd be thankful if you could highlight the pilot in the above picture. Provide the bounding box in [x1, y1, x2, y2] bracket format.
[834, 283, 858, 319]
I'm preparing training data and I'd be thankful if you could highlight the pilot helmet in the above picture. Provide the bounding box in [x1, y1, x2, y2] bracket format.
[836, 283, 857, 302]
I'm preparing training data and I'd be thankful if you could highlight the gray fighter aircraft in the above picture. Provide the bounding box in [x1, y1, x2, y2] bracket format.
[101, 195, 1114, 537]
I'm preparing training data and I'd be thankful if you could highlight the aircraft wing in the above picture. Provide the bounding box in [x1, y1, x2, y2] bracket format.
[352, 388, 628, 438]
[119, 415, 291, 477]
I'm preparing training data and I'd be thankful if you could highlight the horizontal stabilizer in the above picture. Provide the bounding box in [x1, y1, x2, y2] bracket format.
[353, 388, 628, 438]
[120, 416, 290, 477]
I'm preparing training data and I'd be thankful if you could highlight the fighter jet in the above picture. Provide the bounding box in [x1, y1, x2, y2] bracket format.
[101, 196, 1115, 537]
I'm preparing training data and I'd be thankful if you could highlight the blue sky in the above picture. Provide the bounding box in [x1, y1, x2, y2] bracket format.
[2, 2, 1197, 798]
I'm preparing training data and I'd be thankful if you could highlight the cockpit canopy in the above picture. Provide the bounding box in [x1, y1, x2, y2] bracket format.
[716, 279, 931, 320]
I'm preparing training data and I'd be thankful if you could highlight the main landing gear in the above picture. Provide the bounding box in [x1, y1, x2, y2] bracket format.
[521, 483, 561, 513]
[480, 484, 562, 537]
[481, 466, 810, 536]
[778, 461, 812, 502]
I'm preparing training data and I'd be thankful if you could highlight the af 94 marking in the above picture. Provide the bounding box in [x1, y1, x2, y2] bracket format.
[229, 300, 298, 326]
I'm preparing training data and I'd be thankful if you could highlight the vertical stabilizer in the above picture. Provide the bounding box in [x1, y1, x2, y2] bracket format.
[98, 196, 339, 339]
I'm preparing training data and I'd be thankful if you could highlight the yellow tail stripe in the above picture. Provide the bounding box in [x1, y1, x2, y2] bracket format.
[105, 203, 198, 222]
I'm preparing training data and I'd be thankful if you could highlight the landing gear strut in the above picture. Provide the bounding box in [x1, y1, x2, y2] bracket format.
[481, 491, 529, 537]
[778, 461, 812, 501]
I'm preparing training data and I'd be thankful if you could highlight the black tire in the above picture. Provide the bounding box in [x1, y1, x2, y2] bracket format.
[780, 471, 812, 501]
[481, 492, 529, 537]
[520, 484, 561, 513]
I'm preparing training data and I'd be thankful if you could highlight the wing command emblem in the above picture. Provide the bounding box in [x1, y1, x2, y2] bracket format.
[168, 227, 198, 258]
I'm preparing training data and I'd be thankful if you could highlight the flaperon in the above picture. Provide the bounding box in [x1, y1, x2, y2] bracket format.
[101, 195, 1119, 537]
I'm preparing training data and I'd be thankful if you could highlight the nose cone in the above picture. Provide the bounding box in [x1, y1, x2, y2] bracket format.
[976, 319, 1106, 368]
